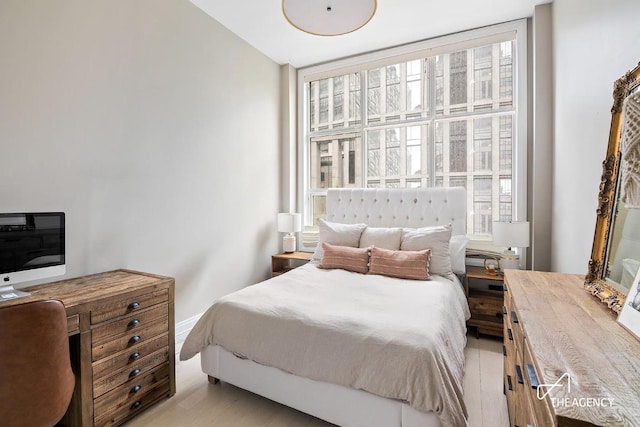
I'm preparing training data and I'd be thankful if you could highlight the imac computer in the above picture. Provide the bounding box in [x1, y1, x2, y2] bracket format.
[0, 212, 65, 300]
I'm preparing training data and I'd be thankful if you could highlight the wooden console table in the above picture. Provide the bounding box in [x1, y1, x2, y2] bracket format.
[0, 270, 175, 426]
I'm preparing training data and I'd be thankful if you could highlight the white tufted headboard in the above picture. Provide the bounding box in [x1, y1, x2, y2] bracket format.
[325, 187, 467, 236]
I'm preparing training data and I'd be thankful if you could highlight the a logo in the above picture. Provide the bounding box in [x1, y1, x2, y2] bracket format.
[537, 373, 614, 408]
[537, 372, 570, 400]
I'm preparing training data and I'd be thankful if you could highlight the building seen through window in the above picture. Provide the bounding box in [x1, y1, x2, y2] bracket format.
[306, 39, 517, 239]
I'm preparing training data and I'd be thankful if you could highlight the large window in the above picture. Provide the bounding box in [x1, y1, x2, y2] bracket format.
[299, 22, 526, 242]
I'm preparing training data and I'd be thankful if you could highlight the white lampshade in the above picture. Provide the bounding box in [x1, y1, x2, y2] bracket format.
[282, 0, 377, 36]
[277, 213, 302, 233]
[492, 221, 530, 249]
[278, 213, 301, 253]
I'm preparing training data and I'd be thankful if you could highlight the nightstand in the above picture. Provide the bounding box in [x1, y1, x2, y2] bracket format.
[464, 265, 505, 338]
[271, 252, 313, 277]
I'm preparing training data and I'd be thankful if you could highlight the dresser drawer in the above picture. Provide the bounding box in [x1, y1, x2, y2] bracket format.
[94, 363, 170, 420]
[468, 290, 504, 317]
[93, 333, 169, 381]
[523, 388, 540, 427]
[91, 289, 169, 325]
[92, 304, 168, 345]
[504, 295, 515, 350]
[503, 343, 517, 427]
[92, 318, 168, 362]
[93, 347, 169, 398]
[67, 314, 80, 335]
[94, 366, 171, 427]
[509, 306, 524, 350]
[523, 339, 554, 427]
[504, 380, 516, 427]
[504, 283, 512, 312]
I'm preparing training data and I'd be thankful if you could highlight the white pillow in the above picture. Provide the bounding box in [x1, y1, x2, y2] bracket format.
[359, 227, 403, 250]
[400, 224, 453, 279]
[449, 234, 469, 275]
[312, 220, 367, 261]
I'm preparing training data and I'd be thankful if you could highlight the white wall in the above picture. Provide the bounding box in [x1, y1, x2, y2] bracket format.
[552, 0, 640, 273]
[279, 64, 297, 213]
[0, 0, 281, 323]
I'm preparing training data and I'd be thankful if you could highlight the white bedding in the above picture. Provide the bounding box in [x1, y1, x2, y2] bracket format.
[181, 263, 470, 427]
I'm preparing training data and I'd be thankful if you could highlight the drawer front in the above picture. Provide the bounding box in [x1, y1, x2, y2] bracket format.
[94, 363, 170, 419]
[91, 289, 169, 325]
[93, 333, 169, 381]
[504, 279, 513, 316]
[67, 314, 80, 335]
[523, 339, 555, 427]
[93, 347, 169, 398]
[92, 304, 168, 345]
[504, 312, 518, 426]
[523, 387, 540, 427]
[504, 280, 523, 348]
[92, 318, 168, 362]
[469, 293, 504, 317]
[509, 306, 524, 352]
[504, 351, 517, 427]
[504, 295, 515, 354]
[94, 368, 171, 427]
[513, 353, 532, 427]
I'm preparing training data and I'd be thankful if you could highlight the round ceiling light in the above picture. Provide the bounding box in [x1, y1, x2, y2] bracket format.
[282, 0, 377, 36]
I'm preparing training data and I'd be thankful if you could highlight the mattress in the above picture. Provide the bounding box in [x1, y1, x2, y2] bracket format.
[180, 263, 470, 427]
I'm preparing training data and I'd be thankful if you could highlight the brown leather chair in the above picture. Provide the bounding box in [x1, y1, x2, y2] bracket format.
[0, 299, 75, 426]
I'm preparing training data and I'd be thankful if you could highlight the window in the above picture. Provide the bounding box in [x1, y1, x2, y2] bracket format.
[299, 22, 526, 242]
[449, 121, 467, 173]
[449, 51, 467, 107]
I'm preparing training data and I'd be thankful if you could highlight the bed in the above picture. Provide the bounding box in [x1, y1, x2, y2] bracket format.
[180, 187, 471, 427]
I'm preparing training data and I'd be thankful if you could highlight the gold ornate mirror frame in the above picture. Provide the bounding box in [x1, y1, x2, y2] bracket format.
[585, 62, 640, 313]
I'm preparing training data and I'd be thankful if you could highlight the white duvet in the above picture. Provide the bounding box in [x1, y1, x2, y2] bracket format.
[180, 263, 471, 427]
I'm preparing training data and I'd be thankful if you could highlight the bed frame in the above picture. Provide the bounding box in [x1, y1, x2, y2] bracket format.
[200, 187, 467, 427]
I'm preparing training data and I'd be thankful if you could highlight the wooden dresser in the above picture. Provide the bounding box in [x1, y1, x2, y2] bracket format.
[0, 269, 175, 426]
[503, 270, 640, 427]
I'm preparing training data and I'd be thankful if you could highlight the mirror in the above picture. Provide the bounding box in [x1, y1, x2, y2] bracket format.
[586, 62, 640, 313]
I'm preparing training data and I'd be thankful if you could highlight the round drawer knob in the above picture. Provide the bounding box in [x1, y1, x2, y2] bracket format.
[128, 319, 140, 328]
[130, 400, 142, 410]
[130, 384, 142, 394]
[129, 368, 141, 378]
[129, 335, 141, 345]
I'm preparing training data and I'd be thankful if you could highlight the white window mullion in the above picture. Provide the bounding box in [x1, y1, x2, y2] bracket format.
[327, 79, 333, 126]
[400, 127, 407, 180]
[466, 50, 473, 114]
[361, 71, 369, 186]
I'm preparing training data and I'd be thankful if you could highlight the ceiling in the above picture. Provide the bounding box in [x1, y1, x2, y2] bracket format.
[190, 0, 551, 69]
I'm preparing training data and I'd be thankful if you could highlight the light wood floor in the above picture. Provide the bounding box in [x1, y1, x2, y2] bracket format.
[127, 335, 508, 427]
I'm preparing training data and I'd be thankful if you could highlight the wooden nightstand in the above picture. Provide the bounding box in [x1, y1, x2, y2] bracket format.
[271, 252, 313, 277]
[464, 265, 505, 338]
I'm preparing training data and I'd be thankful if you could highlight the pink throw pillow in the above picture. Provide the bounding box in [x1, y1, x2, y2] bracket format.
[368, 246, 431, 280]
[319, 242, 370, 274]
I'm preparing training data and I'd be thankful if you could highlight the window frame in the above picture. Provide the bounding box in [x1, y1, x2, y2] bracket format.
[296, 20, 528, 251]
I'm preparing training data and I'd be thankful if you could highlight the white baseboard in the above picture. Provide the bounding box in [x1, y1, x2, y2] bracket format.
[175, 312, 202, 356]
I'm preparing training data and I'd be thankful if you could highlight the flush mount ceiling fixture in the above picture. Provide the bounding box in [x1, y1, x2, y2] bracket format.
[282, 0, 377, 36]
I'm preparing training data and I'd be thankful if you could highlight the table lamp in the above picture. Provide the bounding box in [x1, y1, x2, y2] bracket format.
[277, 213, 302, 253]
[492, 221, 530, 271]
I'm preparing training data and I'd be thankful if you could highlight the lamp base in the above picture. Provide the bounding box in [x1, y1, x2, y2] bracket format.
[283, 234, 296, 253]
[500, 251, 520, 271]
